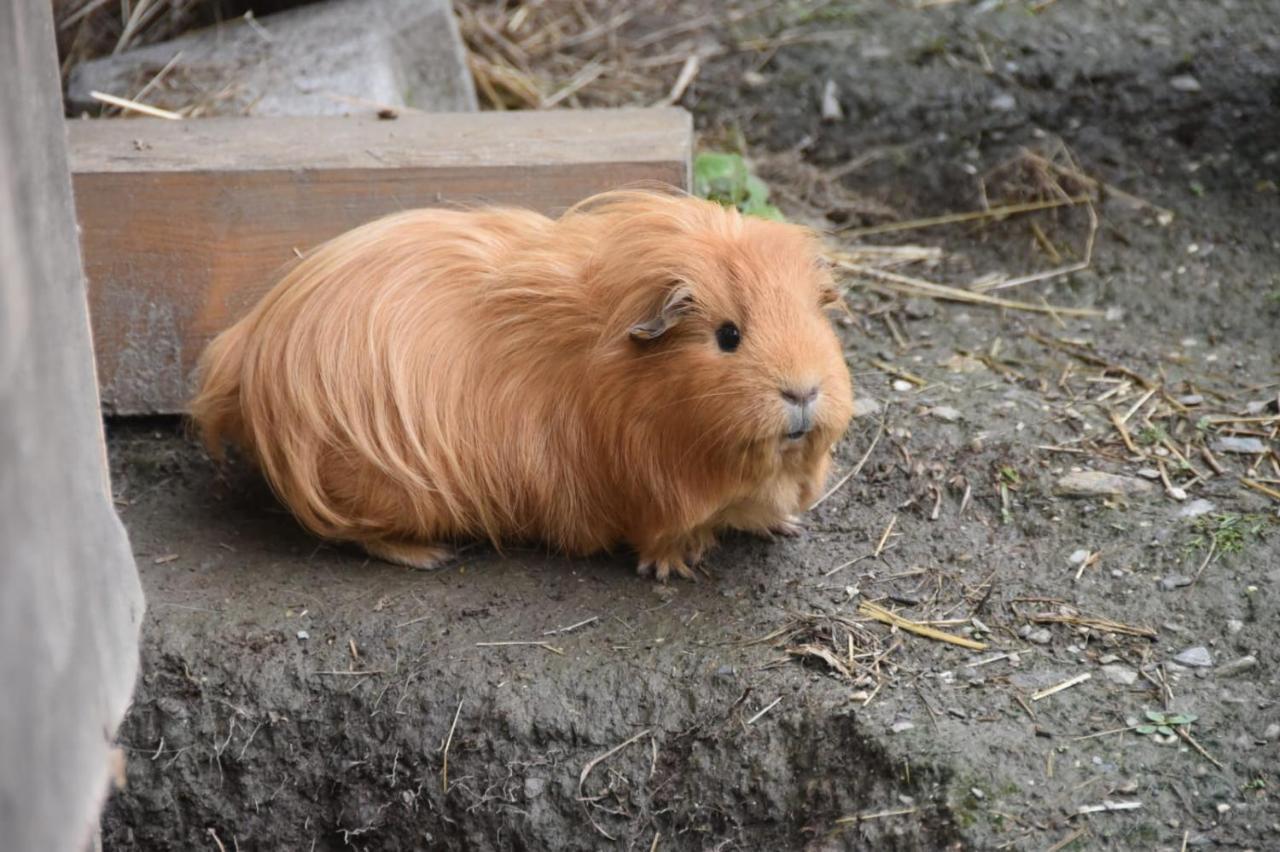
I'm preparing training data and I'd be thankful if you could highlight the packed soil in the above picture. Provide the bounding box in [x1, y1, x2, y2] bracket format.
[99, 2, 1278, 850]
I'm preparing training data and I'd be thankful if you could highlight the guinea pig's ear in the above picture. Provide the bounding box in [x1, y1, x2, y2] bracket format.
[629, 285, 695, 341]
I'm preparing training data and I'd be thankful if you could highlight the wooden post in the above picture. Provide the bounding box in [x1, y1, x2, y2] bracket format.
[0, 4, 143, 851]
[67, 108, 693, 414]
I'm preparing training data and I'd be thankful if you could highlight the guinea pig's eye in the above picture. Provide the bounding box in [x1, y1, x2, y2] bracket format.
[715, 322, 741, 353]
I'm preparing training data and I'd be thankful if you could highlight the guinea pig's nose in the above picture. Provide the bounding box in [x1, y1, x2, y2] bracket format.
[780, 385, 820, 407]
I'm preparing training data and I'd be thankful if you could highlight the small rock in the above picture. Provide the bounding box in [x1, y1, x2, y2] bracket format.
[524, 777, 547, 799]
[1244, 399, 1278, 415]
[1216, 802, 1231, 815]
[1170, 74, 1203, 92]
[1160, 575, 1193, 590]
[1026, 628, 1053, 645]
[891, 719, 915, 734]
[1166, 486, 1188, 502]
[1180, 499, 1216, 518]
[296, 630, 310, 641]
[1263, 723, 1280, 741]
[1055, 471, 1155, 498]
[1174, 646, 1214, 668]
[852, 397, 883, 418]
[990, 92, 1017, 111]
[970, 787, 985, 800]
[1067, 549, 1090, 565]
[1098, 654, 1120, 665]
[820, 79, 843, 122]
[1177, 394, 1204, 406]
[1227, 619, 1244, 634]
[892, 379, 914, 393]
[930, 405, 961, 422]
[741, 70, 767, 88]
[1213, 436, 1266, 454]
[713, 665, 736, 681]
[1217, 656, 1258, 678]
[1102, 664, 1138, 686]
[1136, 468, 1161, 480]
[903, 298, 937, 319]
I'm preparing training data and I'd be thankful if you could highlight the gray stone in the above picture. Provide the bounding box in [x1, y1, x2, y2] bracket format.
[903, 298, 937, 319]
[853, 397, 883, 418]
[1227, 619, 1245, 634]
[990, 92, 1017, 111]
[1025, 628, 1053, 645]
[1170, 74, 1203, 92]
[930, 405, 961, 422]
[891, 719, 915, 733]
[1263, 723, 1280, 741]
[1101, 664, 1138, 686]
[67, 0, 477, 117]
[524, 777, 547, 799]
[1173, 646, 1214, 668]
[1213, 436, 1266, 454]
[1177, 394, 1204, 406]
[1217, 656, 1258, 678]
[1055, 471, 1155, 498]
[1160, 575, 1193, 590]
[1179, 499, 1216, 518]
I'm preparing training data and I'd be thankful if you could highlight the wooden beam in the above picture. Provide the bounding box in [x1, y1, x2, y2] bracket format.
[68, 108, 693, 414]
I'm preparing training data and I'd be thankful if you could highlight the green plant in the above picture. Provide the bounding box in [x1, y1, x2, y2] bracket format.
[1136, 425, 1167, 446]
[1135, 710, 1197, 742]
[1186, 513, 1267, 556]
[693, 152, 784, 221]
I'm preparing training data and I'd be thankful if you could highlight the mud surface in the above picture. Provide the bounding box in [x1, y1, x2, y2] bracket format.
[101, 2, 1279, 849]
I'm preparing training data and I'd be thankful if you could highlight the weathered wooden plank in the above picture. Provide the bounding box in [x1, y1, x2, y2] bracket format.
[0, 3, 143, 851]
[68, 108, 693, 414]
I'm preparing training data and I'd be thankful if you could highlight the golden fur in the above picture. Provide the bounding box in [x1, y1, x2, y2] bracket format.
[190, 190, 854, 580]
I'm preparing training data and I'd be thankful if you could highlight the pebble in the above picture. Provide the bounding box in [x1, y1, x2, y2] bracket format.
[1026, 628, 1052, 645]
[892, 379, 914, 393]
[1217, 656, 1258, 678]
[990, 92, 1017, 111]
[1213, 436, 1266, 454]
[971, 787, 985, 800]
[1179, 499, 1216, 518]
[1055, 471, 1155, 498]
[1170, 74, 1203, 92]
[1160, 575, 1193, 590]
[296, 630, 310, 641]
[891, 719, 915, 733]
[1137, 468, 1161, 480]
[852, 397, 883, 418]
[820, 79, 843, 122]
[1244, 400, 1276, 416]
[1098, 654, 1120, 665]
[903, 298, 937, 319]
[1102, 664, 1139, 686]
[1068, 549, 1090, 565]
[1174, 646, 1214, 668]
[931, 405, 961, 422]
[1177, 394, 1204, 406]
[524, 777, 547, 799]
[1263, 723, 1280, 741]
[1227, 619, 1244, 634]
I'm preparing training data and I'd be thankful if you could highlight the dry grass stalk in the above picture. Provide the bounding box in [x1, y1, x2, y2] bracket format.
[858, 601, 987, 650]
[1027, 609, 1157, 640]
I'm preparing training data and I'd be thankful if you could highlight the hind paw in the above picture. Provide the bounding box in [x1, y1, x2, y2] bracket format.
[363, 539, 452, 570]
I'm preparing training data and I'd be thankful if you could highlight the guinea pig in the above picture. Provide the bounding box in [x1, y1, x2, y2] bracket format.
[190, 189, 854, 581]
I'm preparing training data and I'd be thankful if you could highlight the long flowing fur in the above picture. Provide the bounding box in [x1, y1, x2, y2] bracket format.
[191, 189, 854, 578]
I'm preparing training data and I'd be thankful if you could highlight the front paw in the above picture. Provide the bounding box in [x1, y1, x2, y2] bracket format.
[768, 516, 804, 538]
[636, 556, 698, 583]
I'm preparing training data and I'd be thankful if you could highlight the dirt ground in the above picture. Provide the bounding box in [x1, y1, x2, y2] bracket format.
[98, 1, 1279, 849]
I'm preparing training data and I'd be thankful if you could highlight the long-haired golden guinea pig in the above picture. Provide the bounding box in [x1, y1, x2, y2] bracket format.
[190, 189, 854, 581]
